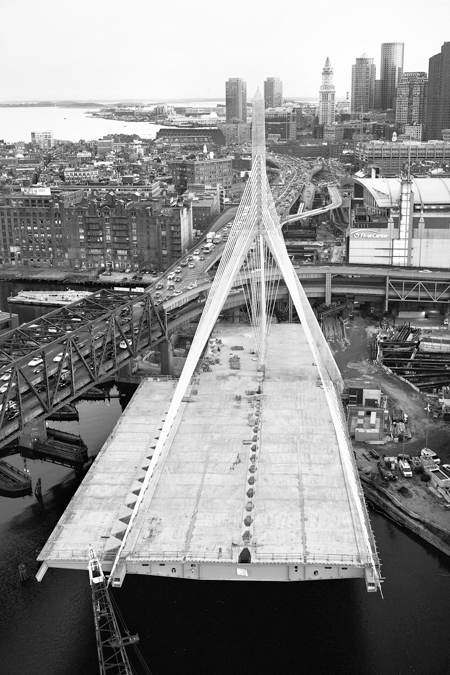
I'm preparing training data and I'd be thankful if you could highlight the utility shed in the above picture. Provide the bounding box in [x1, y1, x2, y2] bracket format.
[347, 379, 382, 407]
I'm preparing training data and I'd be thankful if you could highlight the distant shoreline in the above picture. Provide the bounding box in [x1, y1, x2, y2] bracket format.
[0, 102, 103, 109]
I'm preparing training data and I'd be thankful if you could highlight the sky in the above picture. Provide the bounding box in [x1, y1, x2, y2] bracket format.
[1, 0, 449, 102]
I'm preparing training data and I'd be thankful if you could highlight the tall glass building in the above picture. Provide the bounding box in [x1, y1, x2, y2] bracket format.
[264, 77, 283, 108]
[225, 78, 247, 123]
[380, 42, 404, 110]
[351, 54, 376, 114]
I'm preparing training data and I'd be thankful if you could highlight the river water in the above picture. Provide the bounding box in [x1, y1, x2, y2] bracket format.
[2, 295, 450, 673]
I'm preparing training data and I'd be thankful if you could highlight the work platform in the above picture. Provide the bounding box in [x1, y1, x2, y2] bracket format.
[37, 323, 380, 591]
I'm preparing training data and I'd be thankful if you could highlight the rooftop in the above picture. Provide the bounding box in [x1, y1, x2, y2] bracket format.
[355, 177, 450, 206]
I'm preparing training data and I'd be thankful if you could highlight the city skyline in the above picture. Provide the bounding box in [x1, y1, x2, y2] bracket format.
[0, 0, 447, 102]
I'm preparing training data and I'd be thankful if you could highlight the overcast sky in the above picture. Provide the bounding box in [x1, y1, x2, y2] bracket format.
[1, 0, 448, 102]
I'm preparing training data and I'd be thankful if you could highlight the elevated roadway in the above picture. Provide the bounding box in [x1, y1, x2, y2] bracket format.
[2, 173, 448, 448]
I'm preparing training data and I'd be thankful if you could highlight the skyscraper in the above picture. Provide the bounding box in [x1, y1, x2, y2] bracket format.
[318, 57, 335, 125]
[351, 54, 376, 114]
[395, 72, 428, 134]
[380, 43, 404, 110]
[425, 42, 450, 141]
[264, 77, 283, 108]
[225, 78, 247, 123]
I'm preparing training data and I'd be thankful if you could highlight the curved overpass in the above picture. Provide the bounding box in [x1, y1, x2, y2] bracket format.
[280, 185, 342, 226]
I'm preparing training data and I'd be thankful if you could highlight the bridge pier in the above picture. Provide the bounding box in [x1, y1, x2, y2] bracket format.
[325, 272, 332, 306]
[160, 340, 174, 376]
[19, 419, 47, 450]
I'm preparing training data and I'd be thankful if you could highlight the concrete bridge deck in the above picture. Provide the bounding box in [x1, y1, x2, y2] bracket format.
[37, 323, 380, 590]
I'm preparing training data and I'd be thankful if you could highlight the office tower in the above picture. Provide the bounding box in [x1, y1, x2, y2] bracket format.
[374, 80, 382, 110]
[425, 42, 450, 141]
[225, 78, 247, 123]
[395, 72, 428, 133]
[351, 54, 376, 114]
[264, 77, 283, 108]
[318, 57, 336, 125]
[380, 42, 404, 110]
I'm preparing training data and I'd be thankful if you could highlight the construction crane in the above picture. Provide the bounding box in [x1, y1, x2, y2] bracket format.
[88, 547, 150, 675]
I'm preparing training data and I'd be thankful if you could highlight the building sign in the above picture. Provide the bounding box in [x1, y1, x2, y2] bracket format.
[351, 229, 390, 240]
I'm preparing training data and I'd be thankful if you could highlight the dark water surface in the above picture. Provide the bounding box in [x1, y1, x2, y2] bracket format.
[1, 287, 450, 674]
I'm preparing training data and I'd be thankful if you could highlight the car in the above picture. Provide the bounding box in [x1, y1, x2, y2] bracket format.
[188, 263, 195, 268]
[187, 283, 197, 290]
[199, 256, 205, 261]
[188, 256, 194, 261]
[53, 352, 65, 362]
[28, 357, 44, 367]
[0, 382, 15, 393]
[167, 272, 175, 280]
[151, 270, 158, 276]
[119, 339, 132, 349]
[175, 267, 182, 273]
[193, 249, 200, 255]
[33, 366, 44, 374]
[172, 290, 182, 296]
[133, 328, 140, 334]
[154, 291, 162, 298]
[180, 260, 188, 267]
[121, 277, 128, 281]
[131, 275, 139, 280]
[1, 371, 12, 381]
[420, 269, 432, 273]
[174, 276, 182, 282]
[94, 332, 105, 340]
[155, 283, 164, 290]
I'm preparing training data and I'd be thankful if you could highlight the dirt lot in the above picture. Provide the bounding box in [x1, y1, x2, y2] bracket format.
[329, 313, 450, 461]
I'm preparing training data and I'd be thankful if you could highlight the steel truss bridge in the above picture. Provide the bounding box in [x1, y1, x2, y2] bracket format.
[0, 289, 168, 449]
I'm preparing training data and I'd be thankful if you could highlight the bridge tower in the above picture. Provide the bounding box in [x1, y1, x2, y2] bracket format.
[104, 90, 381, 592]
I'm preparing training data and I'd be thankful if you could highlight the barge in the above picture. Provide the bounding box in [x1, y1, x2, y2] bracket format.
[356, 447, 450, 558]
[7, 289, 92, 306]
[0, 459, 32, 498]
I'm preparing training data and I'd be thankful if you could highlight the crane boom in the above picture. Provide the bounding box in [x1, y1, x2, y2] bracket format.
[88, 547, 139, 675]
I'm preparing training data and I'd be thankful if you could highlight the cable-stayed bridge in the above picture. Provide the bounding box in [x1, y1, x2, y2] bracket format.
[37, 91, 381, 593]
